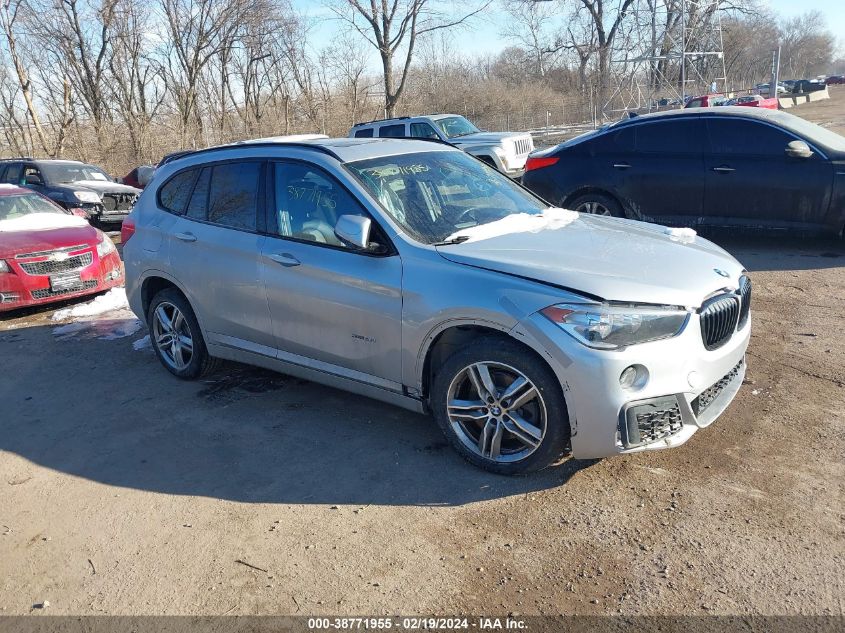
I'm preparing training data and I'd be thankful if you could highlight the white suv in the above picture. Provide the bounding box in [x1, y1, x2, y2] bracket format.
[349, 114, 534, 177]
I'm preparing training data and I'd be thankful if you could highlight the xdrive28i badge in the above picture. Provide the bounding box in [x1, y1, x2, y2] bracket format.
[714, 268, 730, 278]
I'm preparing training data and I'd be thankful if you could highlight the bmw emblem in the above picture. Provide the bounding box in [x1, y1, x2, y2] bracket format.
[714, 268, 730, 278]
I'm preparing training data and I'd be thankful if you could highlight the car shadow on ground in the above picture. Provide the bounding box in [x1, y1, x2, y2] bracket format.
[703, 232, 845, 272]
[0, 322, 597, 507]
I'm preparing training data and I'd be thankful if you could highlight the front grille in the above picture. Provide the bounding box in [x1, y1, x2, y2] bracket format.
[19, 252, 93, 275]
[622, 396, 683, 447]
[737, 276, 752, 329]
[15, 244, 88, 259]
[101, 193, 137, 211]
[512, 137, 533, 156]
[692, 360, 744, 416]
[31, 280, 97, 299]
[699, 293, 740, 351]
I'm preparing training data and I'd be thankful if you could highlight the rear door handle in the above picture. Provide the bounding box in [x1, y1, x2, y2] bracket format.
[268, 252, 301, 267]
[712, 166, 735, 173]
[613, 163, 631, 170]
[175, 232, 197, 242]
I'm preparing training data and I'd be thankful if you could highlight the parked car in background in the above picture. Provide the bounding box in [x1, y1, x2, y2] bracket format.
[0, 159, 140, 226]
[0, 184, 123, 312]
[123, 137, 750, 474]
[685, 94, 728, 108]
[754, 82, 787, 96]
[349, 114, 534, 177]
[521, 107, 845, 237]
[729, 95, 779, 110]
[791, 80, 826, 94]
[121, 165, 156, 189]
[825, 75, 845, 85]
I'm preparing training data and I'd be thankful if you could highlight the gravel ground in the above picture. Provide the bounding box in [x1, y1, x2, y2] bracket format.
[0, 99, 843, 619]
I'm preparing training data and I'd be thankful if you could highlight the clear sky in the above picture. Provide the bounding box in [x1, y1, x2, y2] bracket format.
[297, 0, 844, 64]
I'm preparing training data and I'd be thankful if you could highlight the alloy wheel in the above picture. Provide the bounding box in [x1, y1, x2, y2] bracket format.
[446, 361, 547, 463]
[575, 200, 612, 216]
[152, 301, 194, 371]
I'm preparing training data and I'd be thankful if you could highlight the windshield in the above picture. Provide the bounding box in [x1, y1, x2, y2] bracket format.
[775, 112, 845, 153]
[346, 150, 549, 244]
[0, 193, 66, 220]
[40, 163, 112, 184]
[432, 116, 481, 139]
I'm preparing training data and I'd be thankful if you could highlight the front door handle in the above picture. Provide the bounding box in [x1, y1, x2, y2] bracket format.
[175, 232, 197, 242]
[613, 163, 631, 170]
[712, 166, 735, 173]
[268, 252, 301, 267]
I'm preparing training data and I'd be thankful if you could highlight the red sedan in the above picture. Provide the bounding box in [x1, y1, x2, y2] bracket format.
[0, 184, 123, 313]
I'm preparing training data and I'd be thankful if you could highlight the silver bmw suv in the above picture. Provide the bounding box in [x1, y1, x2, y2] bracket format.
[123, 138, 750, 474]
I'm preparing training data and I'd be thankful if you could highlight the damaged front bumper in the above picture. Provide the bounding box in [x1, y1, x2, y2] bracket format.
[513, 307, 751, 459]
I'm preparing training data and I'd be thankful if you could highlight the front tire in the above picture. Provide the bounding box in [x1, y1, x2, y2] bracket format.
[147, 288, 219, 379]
[431, 337, 571, 474]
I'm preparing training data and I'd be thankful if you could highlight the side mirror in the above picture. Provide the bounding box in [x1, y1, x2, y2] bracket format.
[25, 174, 43, 186]
[334, 215, 372, 250]
[785, 140, 813, 159]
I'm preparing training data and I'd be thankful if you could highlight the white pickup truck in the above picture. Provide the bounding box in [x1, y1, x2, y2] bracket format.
[349, 114, 534, 178]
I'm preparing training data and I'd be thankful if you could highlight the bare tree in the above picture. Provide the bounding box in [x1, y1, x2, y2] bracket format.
[158, 0, 247, 147]
[0, 0, 52, 154]
[329, 0, 491, 117]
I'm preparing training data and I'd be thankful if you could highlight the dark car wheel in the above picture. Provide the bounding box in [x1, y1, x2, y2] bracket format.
[147, 288, 219, 379]
[569, 192, 625, 218]
[431, 337, 571, 475]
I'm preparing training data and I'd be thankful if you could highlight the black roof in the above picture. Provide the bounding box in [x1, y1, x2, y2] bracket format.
[614, 106, 788, 127]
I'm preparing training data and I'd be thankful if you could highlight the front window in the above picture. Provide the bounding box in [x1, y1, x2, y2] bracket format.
[39, 163, 112, 184]
[346, 150, 549, 244]
[0, 193, 66, 220]
[432, 116, 481, 139]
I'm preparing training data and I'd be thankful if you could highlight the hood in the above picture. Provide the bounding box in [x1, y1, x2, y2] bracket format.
[71, 180, 141, 195]
[0, 213, 98, 256]
[450, 132, 525, 146]
[435, 212, 745, 308]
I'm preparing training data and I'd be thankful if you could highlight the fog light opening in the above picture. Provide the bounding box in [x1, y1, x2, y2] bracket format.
[620, 364, 649, 391]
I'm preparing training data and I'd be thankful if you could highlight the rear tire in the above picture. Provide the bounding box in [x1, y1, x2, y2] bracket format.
[430, 337, 571, 475]
[569, 192, 626, 218]
[147, 288, 219, 379]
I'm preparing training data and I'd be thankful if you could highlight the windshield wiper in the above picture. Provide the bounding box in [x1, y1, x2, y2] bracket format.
[433, 235, 471, 246]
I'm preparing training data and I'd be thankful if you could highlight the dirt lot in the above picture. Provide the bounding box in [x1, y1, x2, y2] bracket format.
[1, 100, 844, 619]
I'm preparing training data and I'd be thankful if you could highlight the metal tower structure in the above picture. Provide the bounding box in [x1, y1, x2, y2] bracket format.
[603, 0, 729, 118]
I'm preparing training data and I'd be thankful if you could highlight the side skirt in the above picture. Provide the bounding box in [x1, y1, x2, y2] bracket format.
[206, 342, 427, 415]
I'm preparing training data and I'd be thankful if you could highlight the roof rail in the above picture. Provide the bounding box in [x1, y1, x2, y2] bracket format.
[159, 141, 343, 166]
[0, 156, 33, 161]
[351, 116, 411, 127]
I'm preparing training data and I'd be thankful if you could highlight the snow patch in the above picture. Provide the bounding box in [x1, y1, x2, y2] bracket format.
[664, 226, 697, 244]
[0, 212, 89, 233]
[133, 334, 152, 351]
[51, 288, 129, 321]
[443, 207, 579, 244]
[51, 288, 143, 341]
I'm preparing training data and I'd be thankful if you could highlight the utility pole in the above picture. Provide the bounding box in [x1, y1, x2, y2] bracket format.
[771, 46, 782, 105]
[679, 0, 686, 107]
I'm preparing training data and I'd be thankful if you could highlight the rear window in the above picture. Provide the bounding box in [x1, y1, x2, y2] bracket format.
[205, 162, 260, 231]
[158, 169, 198, 214]
[379, 124, 406, 138]
[635, 119, 704, 154]
[354, 128, 373, 138]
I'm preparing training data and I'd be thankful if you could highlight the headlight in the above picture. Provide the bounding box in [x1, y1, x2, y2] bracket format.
[74, 190, 101, 204]
[540, 303, 690, 349]
[0, 259, 10, 273]
[96, 233, 116, 257]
